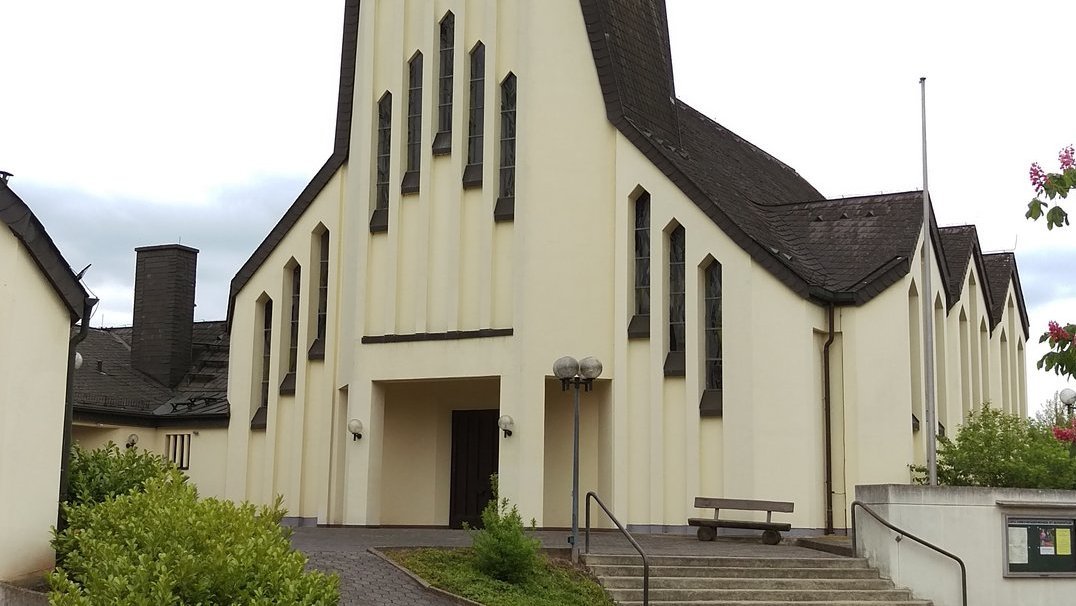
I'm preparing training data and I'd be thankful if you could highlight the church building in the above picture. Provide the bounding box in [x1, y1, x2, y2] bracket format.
[224, 0, 1029, 533]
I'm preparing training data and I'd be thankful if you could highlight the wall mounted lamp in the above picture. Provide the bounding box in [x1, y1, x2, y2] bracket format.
[497, 415, 515, 438]
[125, 433, 139, 449]
[347, 418, 364, 441]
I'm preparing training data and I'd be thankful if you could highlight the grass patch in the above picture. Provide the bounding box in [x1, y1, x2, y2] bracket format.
[387, 548, 614, 606]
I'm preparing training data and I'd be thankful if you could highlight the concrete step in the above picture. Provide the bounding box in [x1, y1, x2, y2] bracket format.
[606, 589, 915, 602]
[600, 577, 896, 591]
[587, 565, 883, 579]
[583, 554, 870, 569]
[613, 601, 932, 606]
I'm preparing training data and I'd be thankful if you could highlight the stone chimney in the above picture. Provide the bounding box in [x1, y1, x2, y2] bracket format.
[131, 244, 198, 387]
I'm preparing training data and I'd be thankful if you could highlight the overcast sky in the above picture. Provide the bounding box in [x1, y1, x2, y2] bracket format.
[3, 1, 1075, 411]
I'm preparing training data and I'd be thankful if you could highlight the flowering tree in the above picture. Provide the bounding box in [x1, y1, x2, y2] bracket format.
[1027, 145, 1075, 229]
[1027, 147, 1076, 454]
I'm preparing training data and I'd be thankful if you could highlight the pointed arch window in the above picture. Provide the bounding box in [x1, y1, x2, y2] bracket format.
[402, 53, 423, 194]
[433, 12, 454, 155]
[371, 92, 392, 233]
[628, 192, 650, 338]
[494, 72, 517, 221]
[309, 230, 330, 360]
[280, 264, 300, 395]
[664, 225, 685, 376]
[252, 297, 273, 429]
[463, 42, 485, 187]
[700, 259, 722, 416]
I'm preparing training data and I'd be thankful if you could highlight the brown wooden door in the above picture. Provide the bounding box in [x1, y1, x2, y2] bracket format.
[449, 409, 500, 528]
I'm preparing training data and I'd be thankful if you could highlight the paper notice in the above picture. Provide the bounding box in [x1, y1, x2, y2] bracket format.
[1009, 527, 1029, 564]
[1040, 528, 1056, 556]
[1058, 528, 1072, 557]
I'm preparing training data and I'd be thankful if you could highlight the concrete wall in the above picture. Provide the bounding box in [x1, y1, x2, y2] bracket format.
[0, 226, 71, 581]
[856, 484, 1076, 606]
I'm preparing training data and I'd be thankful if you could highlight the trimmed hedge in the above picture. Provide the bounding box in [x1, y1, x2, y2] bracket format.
[51, 449, 338, 605]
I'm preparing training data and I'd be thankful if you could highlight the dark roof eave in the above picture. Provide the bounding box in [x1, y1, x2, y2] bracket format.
[0, 184, 90, 320]
[74, 407, 230, 429]
[227, 0, 360, 325]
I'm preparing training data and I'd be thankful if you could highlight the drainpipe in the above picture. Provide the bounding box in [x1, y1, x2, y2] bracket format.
[57, 296, 98, 534]
[822, 303, 835, 535]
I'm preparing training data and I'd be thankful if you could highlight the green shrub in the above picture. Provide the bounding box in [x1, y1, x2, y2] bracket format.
[49, 470, 338, 605]
[915, 406, 1076, 489]
[470, 476, 540, 584]
[67, 442, 180, 506]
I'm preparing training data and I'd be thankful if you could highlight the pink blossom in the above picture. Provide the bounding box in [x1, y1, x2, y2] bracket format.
[1030, 162, 1048, 191]
[1060, 145, 1076, 171]
[1048, 321, 1072, 343]
[1053, 418, 1076, 444]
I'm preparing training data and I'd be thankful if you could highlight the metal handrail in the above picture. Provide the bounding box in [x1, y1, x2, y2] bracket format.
[850, 500, 967, 606]
[585, 491, 649, 606]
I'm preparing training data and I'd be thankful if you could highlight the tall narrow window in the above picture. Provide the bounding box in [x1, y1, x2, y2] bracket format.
[281, 264, 300, 395]
[310, 230, 329, 359]
[433, 12, 454, 155]
[402, 53, 423, 194]
[700, 260, 722, 416]
[371, 92, 391, 233]
[261, 298, 273, 407]
[494, 73, 517, 221]
[665, 225, 686, 376]
[463, 43, 485, 187]
[628, 192, 650, 338]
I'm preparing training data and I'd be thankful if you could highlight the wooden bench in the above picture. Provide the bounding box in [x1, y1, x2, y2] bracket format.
[687, 497, 794, 545]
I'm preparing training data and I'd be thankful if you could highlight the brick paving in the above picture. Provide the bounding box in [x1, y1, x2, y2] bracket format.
[292, 527, 842, 605]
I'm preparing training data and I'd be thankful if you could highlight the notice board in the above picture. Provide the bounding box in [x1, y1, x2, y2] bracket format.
[1005, 516, 1076, 576]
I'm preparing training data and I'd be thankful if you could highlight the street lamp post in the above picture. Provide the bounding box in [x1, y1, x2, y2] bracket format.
[553, 355, 602, 564]
[1061, 388, 1076, 416]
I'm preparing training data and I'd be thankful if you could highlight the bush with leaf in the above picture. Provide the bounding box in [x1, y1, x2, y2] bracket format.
[914, 406, 1076, 489]
[50, 470, 338, 605]
[469, 475, 540, 584]
[66, 442, 181, 507]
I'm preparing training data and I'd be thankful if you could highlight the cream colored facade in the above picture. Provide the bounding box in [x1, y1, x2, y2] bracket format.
[225, 0, 1029, 532]
[0, 202, 85, 582]
[72, 425, 230, 498]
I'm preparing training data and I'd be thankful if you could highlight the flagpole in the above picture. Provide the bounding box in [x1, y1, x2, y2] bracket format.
[920, 77, 938, 486]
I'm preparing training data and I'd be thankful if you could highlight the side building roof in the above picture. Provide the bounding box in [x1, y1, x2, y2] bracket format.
[73, 321, 230, 427]
[1, 181, 89, 321]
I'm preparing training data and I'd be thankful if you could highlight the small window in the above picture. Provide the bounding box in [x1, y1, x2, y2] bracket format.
[261, 298, 273, 408]
[664, 225, 685, 376]
[166, 433, 191, 470]
[463, 43, 485, 187]
[402, 53, 423, 194]
[494, 73, 516, 221]
[371, 92, 391, 233]
[281, 264, 300, 394]
[628, 193, 650, 338]
[433, 12, 454, 155]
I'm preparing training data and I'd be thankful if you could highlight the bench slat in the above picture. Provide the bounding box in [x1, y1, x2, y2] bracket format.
[688, 518, 792, 532]
[693, 497, 794, 513]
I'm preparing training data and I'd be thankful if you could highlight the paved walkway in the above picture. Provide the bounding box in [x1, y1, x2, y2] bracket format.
[292, 528, 839, 605]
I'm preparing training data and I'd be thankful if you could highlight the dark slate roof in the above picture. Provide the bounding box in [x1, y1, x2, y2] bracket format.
[1, 182, 89, 320]
[982, 253, 1030, 337]
[937, 225, 995, 312]
[73, 320, 230, 425]
[227, 0, 360, 324]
